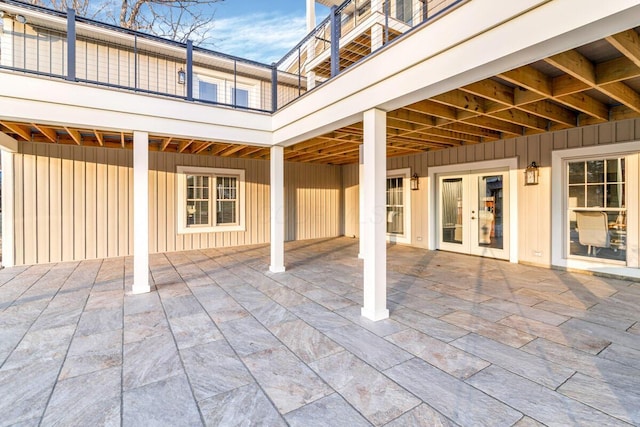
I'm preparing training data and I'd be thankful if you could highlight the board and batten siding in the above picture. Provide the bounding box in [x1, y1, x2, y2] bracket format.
[11, 143, 343, 265]
[343, 118, 640, 267]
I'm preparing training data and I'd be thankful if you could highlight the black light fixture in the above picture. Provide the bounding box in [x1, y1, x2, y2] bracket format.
[177, 67, 186, 85]
[410, 172, 419, 191]
[525, 161, 539, 185]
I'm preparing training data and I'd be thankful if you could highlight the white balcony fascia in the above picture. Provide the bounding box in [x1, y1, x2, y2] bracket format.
[0, 73, 273, 146]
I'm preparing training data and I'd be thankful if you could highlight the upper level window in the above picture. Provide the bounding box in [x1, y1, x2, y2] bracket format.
[232, 88, 249, 108]
[395, 0, 413, 24]
[199, 81, 218, 103]
[177, 166, 245, 234]
[195, 72, 258, 108]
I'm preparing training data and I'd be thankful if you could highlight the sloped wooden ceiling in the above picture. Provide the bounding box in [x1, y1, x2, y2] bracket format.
[2, 28, 640, 165]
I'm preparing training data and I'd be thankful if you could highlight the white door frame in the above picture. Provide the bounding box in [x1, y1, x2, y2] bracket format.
[428, 157, 519, 263]
[551, 141, 639, 278]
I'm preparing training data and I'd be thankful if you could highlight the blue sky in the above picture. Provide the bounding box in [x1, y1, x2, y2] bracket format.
[207, 1, 330, 64]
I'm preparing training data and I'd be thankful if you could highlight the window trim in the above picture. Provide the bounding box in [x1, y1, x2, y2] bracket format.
[386, 168, 411, 244]
[551, 141, 639, 277]
[176, 166, 246, 234]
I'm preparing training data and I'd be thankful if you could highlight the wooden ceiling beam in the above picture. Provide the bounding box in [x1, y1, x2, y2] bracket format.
[518, 100, 577, 127]
[441, 123, 502, 139]
[489, 109, 548, 131]
[556, 93, 608, 121]
[501, 65, 608, 121]
[499, 66, 553, 96]
[548, 49, 640, 115]
[178, 140, 194, 153]
[64, 127, 82, 145]
[1, 122, 31, 141]
[387, 109, 436, 127]
[161, 137, 173, 151]
[404, 100, 458, 120]
[596, 56, 640, 85]
[389, 125, 480, 144]
[461, 80, 514, 106]
[193, 142, 213, 154]
[93, 130, 104, 146]
[219, 144, 247, 157]
[431, 90, 485, 114]
[461, 116, 522, 137]
[236, 146, 267, 158]
[210, 143, 231, 156]
[552, 74, 590, 97]
[32, 124, 57, 143]
[606, 29, 640, 69]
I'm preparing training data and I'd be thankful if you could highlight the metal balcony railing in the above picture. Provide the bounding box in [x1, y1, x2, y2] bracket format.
[0, 0, 466, 113]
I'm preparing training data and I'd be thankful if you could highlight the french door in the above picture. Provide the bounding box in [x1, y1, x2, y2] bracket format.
[438, 170, 510, 260]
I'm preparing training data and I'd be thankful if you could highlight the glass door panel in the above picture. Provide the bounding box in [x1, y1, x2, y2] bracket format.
[471, 172, 509, 259]
[441, 177, 464, 245]
[438, 170, 510, 260]
[477, 175, 503, 250]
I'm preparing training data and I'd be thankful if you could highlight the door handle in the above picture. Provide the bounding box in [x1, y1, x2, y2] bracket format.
[471, 216, 476, 220]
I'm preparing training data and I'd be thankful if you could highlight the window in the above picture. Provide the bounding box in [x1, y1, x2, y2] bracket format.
[177, 166, 245, 234]
[198, 81, 218, 103]
[195, 72, 259, 108]
[215, 176, 237, 224]
[567, 157, 626, 261]
[186, 175, 210, 226]
[387, 176, 404, 235]
[395, 0, 413, 24]
[386, 168, 411, 243]
[232, 88, 249, 108]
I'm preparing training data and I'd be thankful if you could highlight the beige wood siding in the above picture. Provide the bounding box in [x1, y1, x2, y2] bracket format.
[284, 162, 343, 240]
[342, 118, 640, 265]
[11, 144, 343, 265]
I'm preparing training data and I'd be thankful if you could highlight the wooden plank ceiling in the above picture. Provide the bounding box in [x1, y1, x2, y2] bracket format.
[2, 28, 640, 165]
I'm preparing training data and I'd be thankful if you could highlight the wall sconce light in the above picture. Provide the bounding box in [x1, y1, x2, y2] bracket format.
[15, 14, 27, 24]
[177, 67, 186, 85]
[410, 173, 419, 191]
[525, 161, 539, 185]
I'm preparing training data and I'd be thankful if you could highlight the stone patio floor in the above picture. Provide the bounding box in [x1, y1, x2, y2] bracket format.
[0, 237, 639, 426]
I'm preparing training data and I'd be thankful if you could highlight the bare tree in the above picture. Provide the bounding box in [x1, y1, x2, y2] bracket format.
[29, 0, 224, 45]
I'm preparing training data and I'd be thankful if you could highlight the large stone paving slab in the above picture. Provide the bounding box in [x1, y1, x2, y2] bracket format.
[0, 237, 638, 426]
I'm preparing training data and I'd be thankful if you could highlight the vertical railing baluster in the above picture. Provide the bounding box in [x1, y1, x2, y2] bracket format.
[330, 5, 340, 77]
[271, 63, 278, 113]
[66, 8, 76, 81]
[384, 0, 390, 44]
[233, 59, 237, 107]
[134, 34, 138, 90]
[186, 40, 193, 101]
[298, 46, 302, 96]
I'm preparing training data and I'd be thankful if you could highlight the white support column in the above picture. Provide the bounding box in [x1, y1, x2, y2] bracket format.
[132, 131, 150, 294]
[306, 0, 316, 31]
[1, 148, 15, 268]
[270, 145, 286, 273]
[358, 145, 365, 259]
[361, 108, 389, 321]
